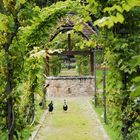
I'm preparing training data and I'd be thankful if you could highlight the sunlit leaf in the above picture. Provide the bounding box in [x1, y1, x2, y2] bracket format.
[74, 24, 84, 31]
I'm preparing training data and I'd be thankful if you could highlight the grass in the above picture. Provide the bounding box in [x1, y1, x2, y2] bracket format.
[96, 69, 103, 90]
[38, 100, 94, 140]
[59, 68, 79, 76]
[94, 70, 120, 139]
[91, 102, 120, 140]
[36, 98, 106, 140]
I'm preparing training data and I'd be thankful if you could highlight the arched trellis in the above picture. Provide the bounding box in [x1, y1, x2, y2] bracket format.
[49, 23, 97, 42]
[45, 16, 101, 76]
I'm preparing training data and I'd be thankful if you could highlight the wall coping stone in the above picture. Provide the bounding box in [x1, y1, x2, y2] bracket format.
[46, 76, 95, 80]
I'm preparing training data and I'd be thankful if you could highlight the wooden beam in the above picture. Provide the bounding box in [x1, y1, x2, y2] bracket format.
[49, 50, 91, 56]
[49, 27, 73, 42]
[49, 26, 90, 42]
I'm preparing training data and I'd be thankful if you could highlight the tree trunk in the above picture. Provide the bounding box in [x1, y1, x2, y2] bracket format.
[4, 14, 20, 140]
[6, 64, 14, 140]
[42, 83, 47, 109]
[30, 77, 37, 123]
[121, 72, 129, 140]
[7, 97, 14, 140]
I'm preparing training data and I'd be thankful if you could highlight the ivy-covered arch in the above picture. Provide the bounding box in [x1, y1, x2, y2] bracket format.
[25, 1, 91, 47]
[49, 16, 97, 42]
[45, 14, 99, 76]
[24, 0, 99, 77]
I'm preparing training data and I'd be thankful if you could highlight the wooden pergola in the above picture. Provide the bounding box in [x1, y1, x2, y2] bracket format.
[45, 17, 102, 76]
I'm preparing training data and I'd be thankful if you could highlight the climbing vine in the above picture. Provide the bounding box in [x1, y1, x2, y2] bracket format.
[91, 0, 140, 139]
[0, 0, 89, 139]
[0, 0, 140, 140]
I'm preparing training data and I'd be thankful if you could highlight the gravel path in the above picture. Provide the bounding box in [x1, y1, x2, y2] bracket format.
[33, 97, 110, 140]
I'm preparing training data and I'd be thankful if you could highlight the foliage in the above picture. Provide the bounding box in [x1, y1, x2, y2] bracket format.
[0, 0, 140, 139]
[0, 0, 46, 139]
[50, 56, 62, 76]
[90, 0, 140, 139]
[0, 0, 90, 139]
[25, 0, 89, 47]
[75, 55, 90, 75]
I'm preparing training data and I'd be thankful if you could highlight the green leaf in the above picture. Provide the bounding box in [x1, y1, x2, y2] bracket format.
[116, 13, 124, 23]
[86, 40, 96, 47]
[131, 76, 140, 97]
[115, 5, 123, 13]
[131, 86, 140, 97]
[133, 76, 140, 83]
[131, 55, 140, 67]
[74, 24, 84, 31]
[83, 16, 91, 22]
[94, 17, 110, 26]
[122, 4, 131, 12]
[104, 4, 123, 14]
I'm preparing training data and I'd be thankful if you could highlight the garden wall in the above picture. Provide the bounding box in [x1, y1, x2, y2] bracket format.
[46, 76, 95, 97]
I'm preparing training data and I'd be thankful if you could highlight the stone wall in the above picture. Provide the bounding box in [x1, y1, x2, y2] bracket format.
[46, 76, 95, 97]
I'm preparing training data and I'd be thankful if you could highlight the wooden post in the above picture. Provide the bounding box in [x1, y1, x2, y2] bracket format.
[103, 66, 107, 124]
[93, 50, 97, 107]
[42, 85, 46, 109]
[102, 49, 107, 124]
[6, 60, 14, 140]
[67, 31, 71, 69]
[31, 79, 36, 122]
[90, 48, 94, 76]
[45, 55, 50, 76]
[121, 72, 129, 139]
[42, 52, 50, 109]
[67, 31, 71, 51]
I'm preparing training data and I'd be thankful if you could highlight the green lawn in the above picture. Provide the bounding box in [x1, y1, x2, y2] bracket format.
[59, 68, 79, 76]
[35, 98, 108, 140]
[47, 102, 93, 140]
[91, 103, 120, 140]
